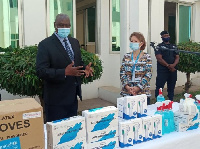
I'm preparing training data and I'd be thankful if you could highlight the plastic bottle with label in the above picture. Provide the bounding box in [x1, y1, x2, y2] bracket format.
[157, 88, 165, 102]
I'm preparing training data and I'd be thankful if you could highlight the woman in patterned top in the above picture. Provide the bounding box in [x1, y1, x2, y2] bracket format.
[120, 32, 152, 104]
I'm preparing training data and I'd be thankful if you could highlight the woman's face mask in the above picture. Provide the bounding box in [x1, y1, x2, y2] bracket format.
[129, 42, 140, 51]
[57, 28, 70, 38]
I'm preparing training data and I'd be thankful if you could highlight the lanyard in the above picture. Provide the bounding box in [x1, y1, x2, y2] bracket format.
[131, 50, 142, 82]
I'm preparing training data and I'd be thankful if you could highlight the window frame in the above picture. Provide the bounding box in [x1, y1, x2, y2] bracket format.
[165, 0, 193, 44]
[177, 2, 193, 43]
[109, 0, 120, 54]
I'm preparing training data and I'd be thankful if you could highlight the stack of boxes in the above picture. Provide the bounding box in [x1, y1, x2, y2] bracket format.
[117, 94, 162, 148]
[46, 116, 87, 149]
[117, 94, 148, 120]
[174, 98, 200, 132]
[82, 106, 119, 149]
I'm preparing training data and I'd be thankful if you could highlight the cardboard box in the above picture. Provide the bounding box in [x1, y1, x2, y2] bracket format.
[46, 116, 86, 146]
[0, 98, 44, 149]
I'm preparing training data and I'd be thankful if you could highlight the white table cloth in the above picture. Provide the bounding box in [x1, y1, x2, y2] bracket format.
[45, 102, 200, 149]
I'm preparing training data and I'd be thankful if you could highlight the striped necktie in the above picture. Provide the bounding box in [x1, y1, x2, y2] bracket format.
[63, 38, 74, 61]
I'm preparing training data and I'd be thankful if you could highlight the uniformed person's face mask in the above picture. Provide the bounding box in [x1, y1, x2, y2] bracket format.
[162, 37, 170, 42]
[57, 28, 70, 38]
[129, 42, 140, 51]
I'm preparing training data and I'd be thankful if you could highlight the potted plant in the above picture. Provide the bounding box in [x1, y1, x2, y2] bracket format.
[0, 46, 103, 102]
[177, 41, 200, 92]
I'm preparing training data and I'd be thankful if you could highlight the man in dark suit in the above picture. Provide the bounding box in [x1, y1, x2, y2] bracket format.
[36, 14, 93, 122]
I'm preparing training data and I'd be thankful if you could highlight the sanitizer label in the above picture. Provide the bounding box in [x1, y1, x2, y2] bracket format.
[164, 119, 168, 127]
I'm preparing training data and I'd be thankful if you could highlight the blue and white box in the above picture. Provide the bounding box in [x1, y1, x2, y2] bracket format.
[117, 97, 124, 120]
[137, 94, 147, 118]
[82, 106, 118, 133]
[46, 116, 86, 147]
[123, 96, 138, 119]
[142, 116, 153, 141]
[151, 115, 162, 139]
[131, 118, 143, 144]
[119, 120, 134, 148]
[47, 137, 87, 149]
[87, 137, 119, 149]
[86, 126, 118, 143]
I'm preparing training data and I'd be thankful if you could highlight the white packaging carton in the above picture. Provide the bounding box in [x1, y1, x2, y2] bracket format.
[87, 137, 119, 149]
[119, 120, 134, 148]
[175, 120, 200, 132]
[131, 118, 143, 144]
[123, 96, 138, 119]
[82, 106, 118, 133]
[174, 111, 199, 125]
[86, 126, 118, 143]
[47, 137, 87, 149]
[151, 115, 162, 139]
[141, 116, 153, 141]
[46, 116, 86, 147]
[137, 94, 147, 118]
[117, 97, 124, 120]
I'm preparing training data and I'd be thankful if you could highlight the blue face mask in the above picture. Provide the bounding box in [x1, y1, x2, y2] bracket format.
[162, 37, 170, 42]
[57, 28, 70, 38]
[129, 42, 140, 51]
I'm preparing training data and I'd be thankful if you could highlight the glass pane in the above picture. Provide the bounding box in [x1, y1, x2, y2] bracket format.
[0, 0, 19, 48]
[11, 34, 15, 39]
[164, 2, 176, 44]
[11, 41, 15, 48]
[179, 5, 191, 43]
[49, 0, 74, 37]
[112, 0, 120, 51]
[87, 7, 95, 42]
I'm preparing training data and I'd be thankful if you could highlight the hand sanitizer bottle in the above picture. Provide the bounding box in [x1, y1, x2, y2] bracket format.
[157, 88, 165, 102]
[169, 101, 175, 132]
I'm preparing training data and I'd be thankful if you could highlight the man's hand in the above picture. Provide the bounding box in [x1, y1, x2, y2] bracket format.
[167, 64, 176, 72]
[65, 61, 85, 76]
[85, 62, 93, 78]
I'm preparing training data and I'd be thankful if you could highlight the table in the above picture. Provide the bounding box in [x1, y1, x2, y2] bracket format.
[117, 102, 200, 149]
[45, 102, 200, 149]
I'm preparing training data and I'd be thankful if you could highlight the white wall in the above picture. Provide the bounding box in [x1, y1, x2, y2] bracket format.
[81, 0, 120, 100]
[23, 0, 46, 46]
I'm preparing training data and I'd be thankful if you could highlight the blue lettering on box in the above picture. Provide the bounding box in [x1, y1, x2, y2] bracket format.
[0, 137, 21, 149]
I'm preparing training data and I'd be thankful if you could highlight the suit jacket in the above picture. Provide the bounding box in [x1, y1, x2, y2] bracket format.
[36, 34, 85, 106]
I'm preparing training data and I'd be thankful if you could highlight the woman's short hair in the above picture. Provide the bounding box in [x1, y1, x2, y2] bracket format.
[129, 32, 146, 50]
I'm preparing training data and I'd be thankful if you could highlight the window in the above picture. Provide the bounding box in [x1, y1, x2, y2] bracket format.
[164, 1, 192, 44]
[0, 0, 19, 48]
[111, 0, 120, 52]
[9, 0, 18, 8]
[49, 0, 74, 37]
[87, 7, 95, 43]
